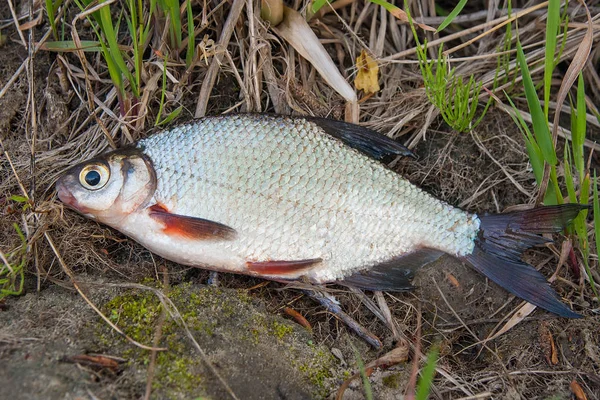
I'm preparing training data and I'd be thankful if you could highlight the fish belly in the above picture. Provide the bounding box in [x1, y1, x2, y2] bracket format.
[138, 115, 480, 282]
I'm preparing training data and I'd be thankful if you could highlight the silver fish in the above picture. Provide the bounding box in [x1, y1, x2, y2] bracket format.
[56, 114, 583, 317]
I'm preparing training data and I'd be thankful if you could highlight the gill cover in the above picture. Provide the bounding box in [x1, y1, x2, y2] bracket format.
[56, 148, 156, 225]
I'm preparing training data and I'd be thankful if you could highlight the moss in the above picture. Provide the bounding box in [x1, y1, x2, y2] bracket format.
[297, 349, 337, 397]
[99, 284, 206, 398]
[382, 373, 401, 389]
[153, 351, 200, 394]
[270, 321, 294, 340]
[97, 284, 345, 398]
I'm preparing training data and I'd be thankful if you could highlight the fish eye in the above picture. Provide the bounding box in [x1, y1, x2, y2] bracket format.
[79, 164, 110, 190]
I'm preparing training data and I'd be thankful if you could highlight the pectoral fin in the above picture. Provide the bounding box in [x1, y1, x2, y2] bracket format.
[247, 258, 322, 276]
[148, 204, 237, 240]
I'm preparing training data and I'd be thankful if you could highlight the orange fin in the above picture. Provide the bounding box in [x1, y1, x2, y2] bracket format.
[247, 258, 322, 276]
[148, 204, 236, 240]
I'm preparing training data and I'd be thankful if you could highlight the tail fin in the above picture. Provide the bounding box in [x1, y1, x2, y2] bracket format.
[462, 204, 586, 318]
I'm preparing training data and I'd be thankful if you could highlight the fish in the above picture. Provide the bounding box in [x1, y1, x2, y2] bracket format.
[56, 114, 585, 318]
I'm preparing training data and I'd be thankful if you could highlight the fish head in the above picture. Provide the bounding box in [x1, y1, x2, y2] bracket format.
[56, 148, 156, 226]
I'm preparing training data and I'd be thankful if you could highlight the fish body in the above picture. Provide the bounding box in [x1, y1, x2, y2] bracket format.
[57, 114, 583, 317]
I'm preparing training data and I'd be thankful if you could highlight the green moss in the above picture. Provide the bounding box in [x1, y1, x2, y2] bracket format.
[297, 349, 336, 397]
[154, 351, 200, 393]
[382, 373, 401, 389]
[99, 284, 207, 398]
[97, 283, 345, 399]
[271, 321, 294, 340]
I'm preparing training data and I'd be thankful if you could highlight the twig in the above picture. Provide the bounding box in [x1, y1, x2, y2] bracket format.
[7, 0, 27, 47]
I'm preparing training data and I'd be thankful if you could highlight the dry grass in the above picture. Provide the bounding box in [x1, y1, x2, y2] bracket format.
[1, 0, 600, 398]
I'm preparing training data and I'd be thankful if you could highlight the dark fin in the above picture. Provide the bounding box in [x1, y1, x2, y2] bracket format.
[148, 204, 237, 240]
[309, 117, 415, 160]
[462, 204, 586, 318]
[247, 258, 322, 276]
[340, 248, 444, 291]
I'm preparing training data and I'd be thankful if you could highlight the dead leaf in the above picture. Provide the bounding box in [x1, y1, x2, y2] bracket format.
[365, 339, 409, 369]
[284, 307, 312, 331]
[354, 50, 380, 94]
[389, 8, 435, 31]
[445, 272, 460, 289]
[61, 354, 122, 371]
[273, 7, 357, 104]
[335, 340, 409, 400]
[539, 322, 558, 365]
[486, 302, 536, 341]
[19, 13, 42, 31]
[570, 379, 588, 400]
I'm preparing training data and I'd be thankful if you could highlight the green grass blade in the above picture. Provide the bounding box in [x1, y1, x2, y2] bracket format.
[351, 344, 373, 400]
[416, 346, 439, 400]
[185, 0, 195, 67]
[311, 0, 330, 14]
[436, 0, 467, 32]
[589, 173, 600, 297]
[544, 0, 561, 118]
[564, 154, 576, 204]
[370, 0, 405, 16]
[505, 94, 545, 183]
[45, 0, 64, 40]
[516, 42, 557, 166]
[159, 0, 182, 48]
[98, 1, 135, 96]
[157, 106, 183, 126]
[41, 40, 104, 52]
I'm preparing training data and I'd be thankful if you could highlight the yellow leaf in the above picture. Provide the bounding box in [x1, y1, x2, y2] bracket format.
[354, 50, 380, 94]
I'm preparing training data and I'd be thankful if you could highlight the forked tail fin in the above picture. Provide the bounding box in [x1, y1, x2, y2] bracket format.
[462, 204, 586, 318]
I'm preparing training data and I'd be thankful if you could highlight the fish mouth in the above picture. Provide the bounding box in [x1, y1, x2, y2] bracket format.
[56, 179, 91, 215]
[56, 180, 76, 206]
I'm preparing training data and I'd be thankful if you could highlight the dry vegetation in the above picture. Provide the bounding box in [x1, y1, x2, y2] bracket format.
[1, 0, 600, 399]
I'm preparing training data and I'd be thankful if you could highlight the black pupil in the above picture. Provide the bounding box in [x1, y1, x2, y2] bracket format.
[85, 170, 101, 186]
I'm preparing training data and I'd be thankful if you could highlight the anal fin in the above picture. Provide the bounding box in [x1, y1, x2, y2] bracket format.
[340, 248, 444, 291]
[247, 258, 322, 276]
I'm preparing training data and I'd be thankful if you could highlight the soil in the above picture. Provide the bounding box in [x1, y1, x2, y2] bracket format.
[1, 2, 599, 400]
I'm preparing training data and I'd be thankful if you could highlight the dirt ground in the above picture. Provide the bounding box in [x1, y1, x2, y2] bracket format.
[1, 1, 600, 399]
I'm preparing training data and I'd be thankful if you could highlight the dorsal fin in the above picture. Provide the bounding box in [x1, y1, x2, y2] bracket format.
[308, 117, 415, 160]
[340, 248, 444, 291]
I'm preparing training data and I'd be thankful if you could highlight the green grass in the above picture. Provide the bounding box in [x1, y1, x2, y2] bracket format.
[416, 346, 439, 400]
[407, 8, 495, 133]
[44, 0, 63, 40]
[436, 0, 467, 33]
[45, 0, 196, 117]
[505, 0, 597, 295]
[408, 0, 597, 298]
[351, 344, 373, 400]
[0, 223, 27, 300]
